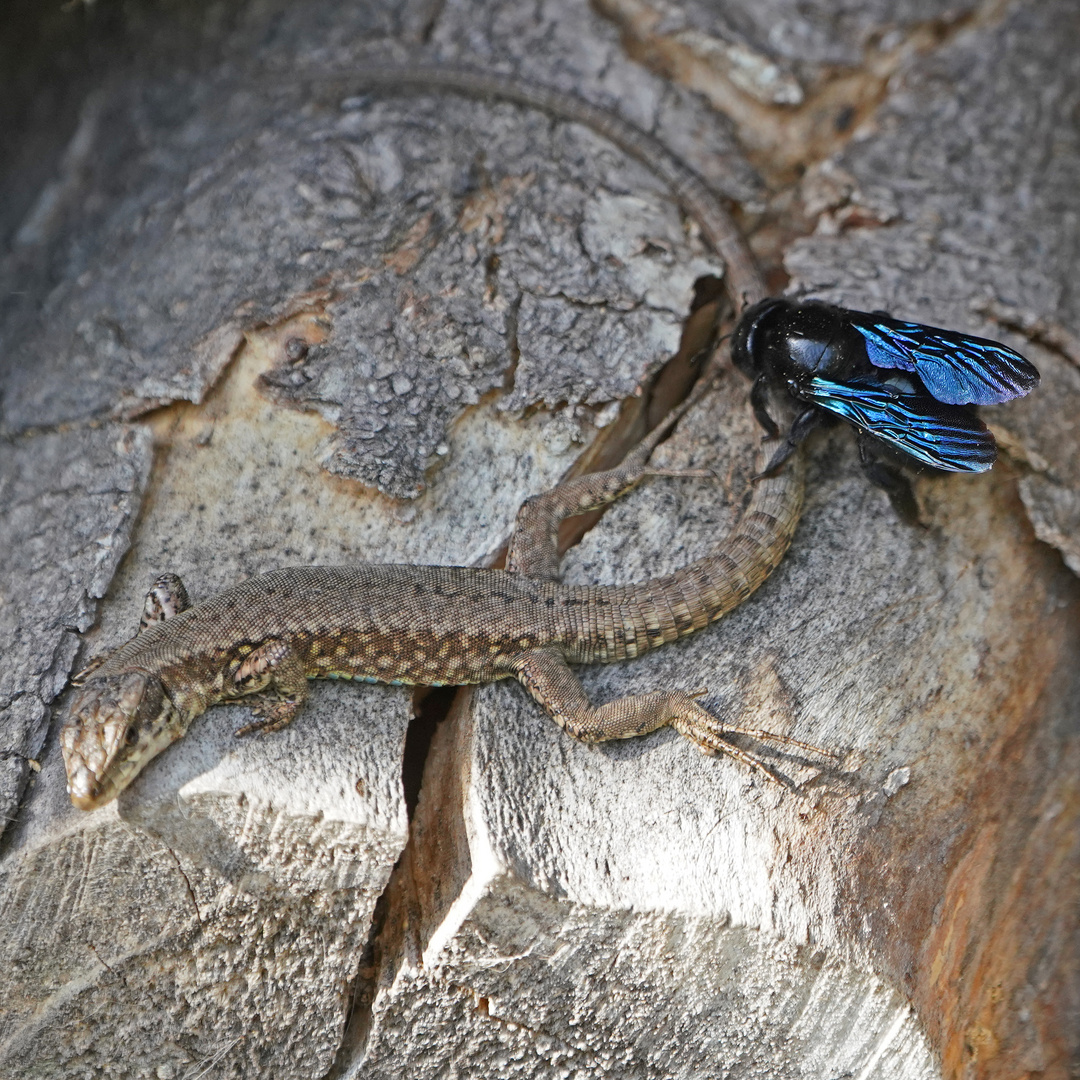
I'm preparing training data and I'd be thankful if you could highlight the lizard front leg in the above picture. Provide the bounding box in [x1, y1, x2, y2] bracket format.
[72, 572, 194, 686]
[511, 648, 831, 785]
[229, 639, 310, 736]
[139, 572, 192, 631]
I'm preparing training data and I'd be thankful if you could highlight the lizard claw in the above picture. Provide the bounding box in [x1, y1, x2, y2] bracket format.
[672, 697, 837, 789]
[645, 467, 716, 480]
[234, 694, 302, 736]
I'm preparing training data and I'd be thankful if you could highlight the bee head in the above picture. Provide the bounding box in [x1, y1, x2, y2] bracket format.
[732, 298, 788, 378]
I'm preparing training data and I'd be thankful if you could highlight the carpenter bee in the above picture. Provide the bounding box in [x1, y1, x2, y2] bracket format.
[732, 298, 1040, 518]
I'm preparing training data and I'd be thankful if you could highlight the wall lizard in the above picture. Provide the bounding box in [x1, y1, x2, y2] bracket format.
[60, 64, 815, 810]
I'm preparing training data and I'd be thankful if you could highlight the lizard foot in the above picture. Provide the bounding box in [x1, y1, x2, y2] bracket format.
[672, 698, 837, 789]
[644, 467, 716, 480]
[139, 573, 192, 631]
[234, 694, 302, 737]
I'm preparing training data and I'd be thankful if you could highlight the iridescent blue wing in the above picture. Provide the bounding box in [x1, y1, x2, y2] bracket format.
[802, 376, 997, 472]
[848, 310, 1039, 405]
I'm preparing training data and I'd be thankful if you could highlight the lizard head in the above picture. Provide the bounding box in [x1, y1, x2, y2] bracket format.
[61, 669, 188, 810]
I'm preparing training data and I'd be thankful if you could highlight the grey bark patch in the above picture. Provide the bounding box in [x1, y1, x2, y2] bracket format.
[427, 0, 762, 204]
[257, 95, 724, 497]
[628, 0, 976, 71]
[2, 95, 385, 429]
[3, 69, 728, 500]
[0, 424, 151, 837]
[784, 0, 1080, 571]
[1019, 473, 1080, 577]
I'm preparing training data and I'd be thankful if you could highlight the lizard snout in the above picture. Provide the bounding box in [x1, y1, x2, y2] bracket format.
[61, 670, 177, 809]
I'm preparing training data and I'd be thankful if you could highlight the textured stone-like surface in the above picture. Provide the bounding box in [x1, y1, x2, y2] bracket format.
[424, 0, 761, 203]
[362, 887, 935, 1080]
[0, 679, 408, 1080]
[0, 425, 151, 838]
[773, 8, 1080, 1073]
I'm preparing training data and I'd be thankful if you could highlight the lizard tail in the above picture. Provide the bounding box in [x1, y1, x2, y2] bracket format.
[309, 62, 800, 654]
[304, 62, 766, 311]
[623, 439, 805, 651]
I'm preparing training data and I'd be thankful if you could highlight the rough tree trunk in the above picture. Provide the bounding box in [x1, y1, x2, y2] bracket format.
[1, 1, 1076, 1078]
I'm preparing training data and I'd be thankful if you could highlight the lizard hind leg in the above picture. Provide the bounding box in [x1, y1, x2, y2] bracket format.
[511, 649, 830, 788]
[508, 458, 661, 581]
[507, 394, 709, 581]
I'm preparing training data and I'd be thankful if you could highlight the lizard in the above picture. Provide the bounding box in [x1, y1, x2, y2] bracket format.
[60, 64, 818, 811]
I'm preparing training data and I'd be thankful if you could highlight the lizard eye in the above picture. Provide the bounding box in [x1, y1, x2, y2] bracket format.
[124, 727, 139, 746]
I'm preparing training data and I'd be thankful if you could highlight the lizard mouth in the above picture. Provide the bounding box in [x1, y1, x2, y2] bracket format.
[65, 760, 116, 811]
[60, 717, 131, 812]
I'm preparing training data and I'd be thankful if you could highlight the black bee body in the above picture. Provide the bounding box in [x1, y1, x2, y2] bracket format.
[732, 298, 1040, 519]
[734, 300, 867, 392]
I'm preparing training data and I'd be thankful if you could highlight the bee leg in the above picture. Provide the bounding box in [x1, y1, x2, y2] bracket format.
[856, 433, 920, 524]
[750, 375, 780, 437]
[757, 407, 823, 477]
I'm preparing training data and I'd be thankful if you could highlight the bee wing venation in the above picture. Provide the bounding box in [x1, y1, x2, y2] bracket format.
[849, 311, 1039, 406]
[803, 376, 997, 473]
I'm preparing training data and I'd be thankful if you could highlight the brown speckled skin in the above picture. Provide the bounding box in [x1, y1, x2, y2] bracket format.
[87, 529, 794, 692]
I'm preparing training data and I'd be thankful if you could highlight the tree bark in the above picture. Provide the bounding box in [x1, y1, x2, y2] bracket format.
[1, 1, 1076, 1078]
